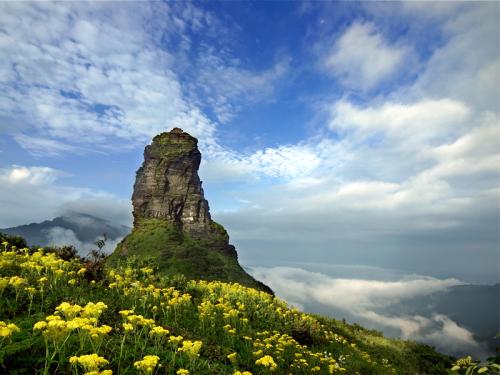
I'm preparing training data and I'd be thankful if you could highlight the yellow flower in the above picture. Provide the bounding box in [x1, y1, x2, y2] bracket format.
[77, 267, 87, 276]
[33, 321, 48, 331]
[149, 325, 169, 337]
[133, 355, 160, 374]
[176, 370, 189, 375]
[168, 335, 183, 346]
[140, 267, 154, 275]
[255, 355, 278, 371]
[8, 276, 26, 288]
[81, 302, 108, 319]
[178, 340, 202, 359]
[233, 372, 252, 375]
[227, 352, 238, 364]
[252, 350, 263, 357]
[0, 321, 20, 337]
[0, 278, 9, 292]
[83, 371, 113, 375]
[126, 314, 155, 327]
[122, 323, 134, 332]
[24, 287, 36, 294]
[55, 302, 83, 319]
[54, 269, 65, 278]
[84, 325, 112, 340]
[69, 353, 109, 372]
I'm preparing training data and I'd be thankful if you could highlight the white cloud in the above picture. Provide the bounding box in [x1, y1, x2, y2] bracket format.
[0, 2, 289, 162]
[200, 142, 324, 181]
[244, 144, 322, 179]
[59, 199, 132, 227]
[410, 3, 500, 111]
[44, 227, 123, 256]
[14, 134, 84, 157]
[329, 98, 471, 143]
[251, 266, 463, 310]
[325, 22, 412, 91]
[0, 2, 208, 153]
[6, 166, 62, 185]
[423, 117, 500, 180]
[45, 227, 85, 251]
[250, 266, 489, 358]
[193, 50, 290, 123]
[0, 165, 130, 227]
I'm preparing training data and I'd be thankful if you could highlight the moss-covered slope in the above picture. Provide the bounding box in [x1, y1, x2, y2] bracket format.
[110, 219, 271, 293]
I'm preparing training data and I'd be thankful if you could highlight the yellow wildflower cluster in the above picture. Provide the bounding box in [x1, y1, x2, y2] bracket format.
[227, 352, 238, 364]
[140, 267, 154, 275]
[255, 354, 278, 371]
[133, 354, 160, 374]
[451, 356, 474, 371]
[108, 269, 192, 319]
[178, 339, 203, 359]
[149, 325, 170, 337]
[70, 353, 111, 374]
[168, 335, 184, 346]
[1, 241, 406, 374]
[124, 314, 155, 328]
[7, 275, 26, 288]
[0, 246, 83, 306]
[34, 301, 111, 341]
[119, 310, 171, 341]
[0, 321, 20, 338]
[251, 330, 346, 373]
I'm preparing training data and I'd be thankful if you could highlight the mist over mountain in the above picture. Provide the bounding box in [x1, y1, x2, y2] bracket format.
[0, 212, 130, 255]
[249, 265, 499, 360]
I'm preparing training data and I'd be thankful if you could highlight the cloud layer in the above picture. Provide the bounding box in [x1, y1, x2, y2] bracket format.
[0, 3, 498, 286]
[212, 3, 499, 284]
[0, 165, 131, 227]
[250, 266, 491, 358]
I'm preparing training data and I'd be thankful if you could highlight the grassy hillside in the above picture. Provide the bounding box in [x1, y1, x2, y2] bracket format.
[110, 219, 270, 293]
[0, 239, 490, 375]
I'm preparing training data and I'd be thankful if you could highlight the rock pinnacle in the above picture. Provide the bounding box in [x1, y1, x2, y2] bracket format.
[132, 127, 211, 238]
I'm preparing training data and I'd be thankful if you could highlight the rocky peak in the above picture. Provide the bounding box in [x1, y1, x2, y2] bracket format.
[114, 128, 272, 294]
[132, 128, 211, 238]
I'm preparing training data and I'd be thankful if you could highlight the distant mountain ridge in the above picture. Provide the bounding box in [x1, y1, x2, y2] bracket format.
[0, 212, 130, 253]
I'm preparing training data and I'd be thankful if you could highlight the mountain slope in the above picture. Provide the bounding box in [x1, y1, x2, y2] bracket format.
[0, 241, 454, 374]
[109, 128, 271, 293]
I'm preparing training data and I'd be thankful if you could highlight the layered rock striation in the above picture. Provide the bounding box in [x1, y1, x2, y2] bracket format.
[132, 128, 211, 238]
[114, 128, 272, 293]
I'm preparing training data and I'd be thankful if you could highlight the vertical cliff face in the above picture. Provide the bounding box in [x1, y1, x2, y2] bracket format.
[113, 128, 272, 294]
[132, 128, 211, 238]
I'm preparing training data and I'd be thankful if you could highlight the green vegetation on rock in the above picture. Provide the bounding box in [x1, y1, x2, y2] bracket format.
[124, 128, 273, 295]
[110, 219, 267, 293]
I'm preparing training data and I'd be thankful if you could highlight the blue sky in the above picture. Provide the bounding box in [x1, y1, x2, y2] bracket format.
[1, 1, 499, 289]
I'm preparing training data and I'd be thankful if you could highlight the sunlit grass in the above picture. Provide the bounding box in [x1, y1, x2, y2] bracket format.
[0, 240, 458, 374]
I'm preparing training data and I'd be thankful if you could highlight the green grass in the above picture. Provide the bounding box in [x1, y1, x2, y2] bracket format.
[0, 241, 458, 374]
[110, 219, 269, 293]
